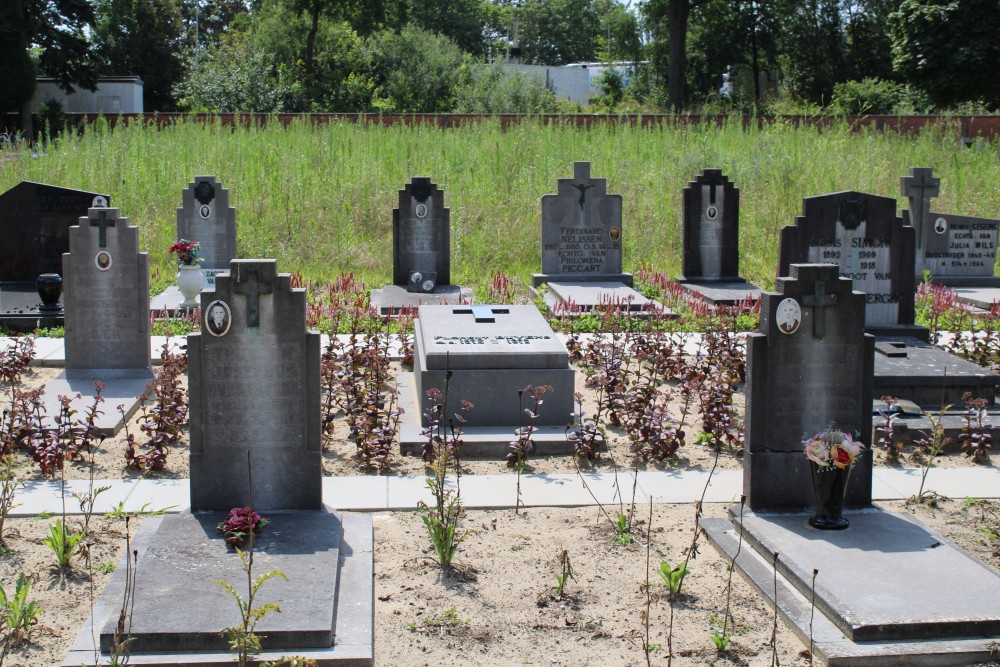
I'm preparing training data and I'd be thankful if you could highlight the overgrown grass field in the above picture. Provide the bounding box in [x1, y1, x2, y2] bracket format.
[2, 117, 999, 294]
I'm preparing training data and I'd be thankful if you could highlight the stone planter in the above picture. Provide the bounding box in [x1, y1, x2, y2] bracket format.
[176, 264, 203, 309]
[36, 273, 63, 311]
[809, 462, 852, 530]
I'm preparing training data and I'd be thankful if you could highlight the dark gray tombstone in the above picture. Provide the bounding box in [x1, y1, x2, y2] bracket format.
[63, 207, 151, 374]
[533, 161, 630, 287]
[188, 259, 321, 511]
[677, 169, 761, 306]
[901, 167, 1000, 287]
[0, 181, 110, 281]
[778, 191, 923, 339]
[371, 177, 471, 314]
[745, 263, 874, 511]
[176, 175, 237, 288]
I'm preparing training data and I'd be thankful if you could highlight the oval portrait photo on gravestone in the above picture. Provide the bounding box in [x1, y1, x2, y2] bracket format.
[609, 226, 621, 242]
[706, 205, 718, 220]
[935, 217, 948, 234]
[94, 250, 113, 271]
[199, 204, 211, 219]
[415, 203, 428, 218]
[205, 299, 232, 337]
[776, 297, 802, 334]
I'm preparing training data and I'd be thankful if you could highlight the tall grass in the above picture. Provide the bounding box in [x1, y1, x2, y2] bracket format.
[1, 117, 998, 293]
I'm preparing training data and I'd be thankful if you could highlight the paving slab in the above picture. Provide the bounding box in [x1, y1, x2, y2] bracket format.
[323, 475, 389, 511]
[732, 507, 1000, 642]
[125, 478, 189, 514]
[13, 478, 139, 517]
[638, 469, 743, 504]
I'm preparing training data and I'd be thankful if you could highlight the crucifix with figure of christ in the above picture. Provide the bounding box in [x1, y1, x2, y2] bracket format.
[234, 266, 274, 328]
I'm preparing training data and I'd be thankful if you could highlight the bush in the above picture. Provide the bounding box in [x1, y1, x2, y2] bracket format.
[453, 64, 557, 114]
[831, 78, 905, 115]
[368, 25, 469, 113]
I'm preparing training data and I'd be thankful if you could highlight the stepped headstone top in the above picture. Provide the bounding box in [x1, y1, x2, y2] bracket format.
[681, 169, 740, 280]
[0, 181, 110, 282]
[176, 175, 237, 288]
[393, 177, 451, 289]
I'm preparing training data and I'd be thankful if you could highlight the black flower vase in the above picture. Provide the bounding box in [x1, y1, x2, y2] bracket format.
[809, 462, 852, 530]
[36, 273, 63, 311]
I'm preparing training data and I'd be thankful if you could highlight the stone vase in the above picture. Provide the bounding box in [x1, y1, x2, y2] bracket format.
[176, 264, 203, 309]
[36, 273, 63, 311]
[809, 462, 852, 530]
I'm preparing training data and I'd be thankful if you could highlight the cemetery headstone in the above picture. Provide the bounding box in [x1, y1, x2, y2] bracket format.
[188, 258, 321, 511]
[371, 177, 472, 314]
[901, 166, 1000, 288]
[0, 181, 109, 330]
[777, 190, 923, 339]
[744, 263, 874, 511]
[71, 259, 373, 666]
[533, 162, 662, 316]
[176, 175, 237, 288]
[677, 168, 761, 306]
[399, 304, 575, 454]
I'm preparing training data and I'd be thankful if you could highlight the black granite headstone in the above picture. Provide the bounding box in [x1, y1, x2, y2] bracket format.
[0, 181, 110, 281]
[745, 263, 874, 511]
[392, 177, 450, 287]
[778, 191, 920, 336]
[681, 168, 740, 280]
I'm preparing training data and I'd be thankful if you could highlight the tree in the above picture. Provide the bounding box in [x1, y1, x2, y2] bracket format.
[642, 0, 713, 111]
[777, 0, 848, 104]
[368, 24, 469, 112]
[405, 0, 487, 56]
[92, 0, 186, 111]
[890, 0, 1000, 108]
[517, 0, 600, 65]
[0, 0, 97, 137]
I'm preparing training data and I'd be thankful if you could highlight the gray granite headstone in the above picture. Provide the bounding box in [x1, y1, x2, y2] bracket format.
[63, 207, 151, 375]
[177, 175, 237, 288]
[778, 191, 921, 337]
[0, 180, 109, 281]
[533, 162, 630, 287]
[681, 168, 739, 280]
[188, 259, 321, 511]
[393, 177, 450, 288]
[901, 167, 1000, 285]
[745, 263, 874, 511]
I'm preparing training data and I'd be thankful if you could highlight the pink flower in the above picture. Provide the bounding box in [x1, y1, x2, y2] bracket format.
[804, 438, 830, 465]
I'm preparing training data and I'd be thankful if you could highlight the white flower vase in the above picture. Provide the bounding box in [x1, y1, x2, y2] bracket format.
[176, 264, 203, 309]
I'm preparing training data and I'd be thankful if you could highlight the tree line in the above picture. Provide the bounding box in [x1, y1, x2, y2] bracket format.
[3, 0, 999, 136]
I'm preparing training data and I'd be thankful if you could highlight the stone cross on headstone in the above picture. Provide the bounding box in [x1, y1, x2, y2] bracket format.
[534, 161, 629, 286]
[901, 167, 940, 250]
[745, 263, 874, 511]
[233, 264, 273, 328]
[177, 175, 237, 288]
[452, 305, 510, 323]
[801, 280, 837, 338]
[189, 258, 320, 510]
[90, 209, 116, 249]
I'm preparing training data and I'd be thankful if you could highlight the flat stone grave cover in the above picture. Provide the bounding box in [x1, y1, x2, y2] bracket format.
[703, 508, 1000, 665]
[902, 166, 1000, 286]
[677, 169, 761, 306]
[778, 190, 922, 338]
[873, 335, 1000, 406]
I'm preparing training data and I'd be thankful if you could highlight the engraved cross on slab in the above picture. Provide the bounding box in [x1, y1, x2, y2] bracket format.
[452, 305, 510, 323]
[234, 266, 274, 328]
[802, 280, 838, 338]
[90, 210, 116, 249]
[901, 168, 940, 247]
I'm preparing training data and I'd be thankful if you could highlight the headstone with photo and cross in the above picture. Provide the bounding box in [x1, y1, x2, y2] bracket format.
[398, 303, 576, 455]
[677, 169, 761, 306]
[176, 175, 237, 288]
[533, 162, 665, 317]
[371, 177, 473, 314]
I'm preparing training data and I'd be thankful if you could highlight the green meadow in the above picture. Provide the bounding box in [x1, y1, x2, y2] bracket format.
[2, 117, 998, 294]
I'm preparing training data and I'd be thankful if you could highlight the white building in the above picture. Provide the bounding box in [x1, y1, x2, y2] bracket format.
[30, 76, 144, 113]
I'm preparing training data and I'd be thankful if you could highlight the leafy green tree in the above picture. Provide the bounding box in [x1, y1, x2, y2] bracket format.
[0, 0, 97, 137]
[404, 0, 487, 56]
[368, 24, 469, 112]
[843, 0, 899, 83]
[595, 0, 642, 63]
[453, 63, 558, 112]
[92, 0, 186, 111]
[642, 0, 714, 111]
[777, 0, 847, 104]
[517, 0, 600, 65]
[890, 0, 1000, 108]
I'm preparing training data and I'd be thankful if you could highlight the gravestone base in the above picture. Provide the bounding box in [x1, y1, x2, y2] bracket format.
[370, 284, 473, 315]
[873, 336, 1000, 407]
[0, 281, 63, 332]
[62, 509, 373, 667]
[533, 272, 633, 288]
[703, 507, 1000, 666]
[675, 278, 762, 307]
[744, 450, 874, 511]
[540, 281, 672, 318]
[41, 369, 153, 435]
[396, 372, 575, 455]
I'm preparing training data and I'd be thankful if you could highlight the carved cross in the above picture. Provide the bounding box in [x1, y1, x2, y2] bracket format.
[802, 280, 838, 338]
[233, 266, 274, 328]
[452, 305, 510, 323]
[90, 210, 116, 249]
[901, 168, 940, 248]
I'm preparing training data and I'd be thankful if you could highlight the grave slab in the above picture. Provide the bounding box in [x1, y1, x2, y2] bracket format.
[676, 279, 762, 307]
[39, 372, 151, 435]
[370, 284, 472, 315]
[542, 281, 671, 318]
[703, 515, 1000, 667]
[872, 336, 1000, 406]
[951, 285, 1000, 310]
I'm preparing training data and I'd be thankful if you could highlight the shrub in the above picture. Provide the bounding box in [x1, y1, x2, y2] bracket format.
[831, 78, 905, 115]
